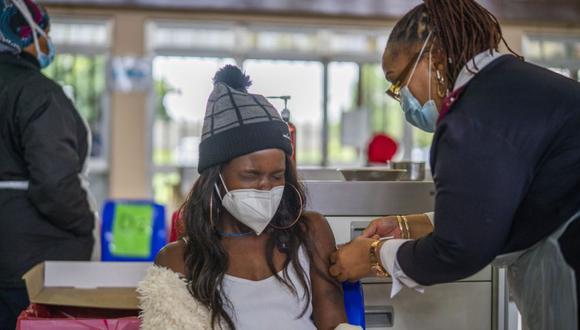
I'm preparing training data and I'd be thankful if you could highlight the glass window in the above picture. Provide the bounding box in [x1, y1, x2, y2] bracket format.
[329, 33, 371, 54]
[542, 41, 567, 60]
[524, 35, 580, 64]
[152, 56, 236, 166]
[254, 30, 318, 53]
[328, 62, 359, 165]
[573, 42, 580, 60]
[360, 64, 404, 141]
[522, 38, 542, 60]
[243, 59, 323, 165]
[44, 19, 110, 162]
[150, 23, 236, 51]
[44, 54, 108, 160]
[50, 20, 110, 48]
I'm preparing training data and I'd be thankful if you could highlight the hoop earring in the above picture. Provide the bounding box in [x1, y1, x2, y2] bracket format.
[209, 193, 217, 229]
[269, 183, 304, 230]
[435, 70, 448, 98]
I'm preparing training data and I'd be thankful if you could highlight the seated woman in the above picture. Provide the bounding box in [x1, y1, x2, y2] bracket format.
[138, 66, 353, 330]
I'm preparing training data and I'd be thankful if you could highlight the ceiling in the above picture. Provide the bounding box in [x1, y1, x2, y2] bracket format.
[38, 0, 580, 25]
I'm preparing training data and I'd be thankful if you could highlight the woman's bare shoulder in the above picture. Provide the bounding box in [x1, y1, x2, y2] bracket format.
[302, 211, 335, 243]
[155, 239, 187, 276]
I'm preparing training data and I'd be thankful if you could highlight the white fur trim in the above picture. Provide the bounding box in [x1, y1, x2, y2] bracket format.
[138, 266, 212, 330]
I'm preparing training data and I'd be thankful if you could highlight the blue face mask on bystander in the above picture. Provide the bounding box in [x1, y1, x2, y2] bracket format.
[399, 32, 439, 133]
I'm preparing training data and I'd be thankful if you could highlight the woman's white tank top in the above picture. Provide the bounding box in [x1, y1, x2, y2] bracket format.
[221, 247, 316, 330]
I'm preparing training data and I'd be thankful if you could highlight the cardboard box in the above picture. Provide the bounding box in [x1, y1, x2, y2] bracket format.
[23, 261, 151, 310]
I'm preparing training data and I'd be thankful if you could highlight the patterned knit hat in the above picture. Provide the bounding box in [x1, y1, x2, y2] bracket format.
[0, 0, 50, 53]
[198, 65, 292, 174]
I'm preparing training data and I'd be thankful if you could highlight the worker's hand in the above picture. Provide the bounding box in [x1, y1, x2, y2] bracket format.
[329, 237, 375, 282]
[361, 216, 401, 239]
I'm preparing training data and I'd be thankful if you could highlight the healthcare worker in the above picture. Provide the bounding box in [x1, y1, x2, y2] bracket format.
[0, 1, 96, 328]
[330, 1, 580, 329]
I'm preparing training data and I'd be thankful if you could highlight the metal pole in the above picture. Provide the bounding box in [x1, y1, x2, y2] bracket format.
[322, 59, 329, 167]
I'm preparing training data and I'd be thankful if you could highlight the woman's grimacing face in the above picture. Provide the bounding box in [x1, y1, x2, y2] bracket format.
[220, 148, 286, 192]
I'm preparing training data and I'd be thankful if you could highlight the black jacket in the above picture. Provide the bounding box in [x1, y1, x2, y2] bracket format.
[398, 56, 580, 285]
[0, 53, 94, 288]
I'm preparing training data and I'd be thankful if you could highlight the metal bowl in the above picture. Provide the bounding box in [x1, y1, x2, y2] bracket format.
[387, 161, 426, 181]
[338, 168, 406, 181]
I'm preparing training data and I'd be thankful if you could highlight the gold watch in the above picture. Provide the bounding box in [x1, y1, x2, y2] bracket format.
[369, 238, 392, 277]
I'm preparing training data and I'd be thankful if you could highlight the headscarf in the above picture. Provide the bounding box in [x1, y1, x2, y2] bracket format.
[0, 0, 49, 53]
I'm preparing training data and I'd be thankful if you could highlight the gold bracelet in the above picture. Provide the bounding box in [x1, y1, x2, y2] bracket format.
[402, 215, 411, 239]
[396, 215, 405, 239]
[370, 238, 391, 277]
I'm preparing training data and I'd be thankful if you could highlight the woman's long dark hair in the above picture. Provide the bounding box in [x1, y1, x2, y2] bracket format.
[388, 0, 522, 91]
[180, 156, 329, 329]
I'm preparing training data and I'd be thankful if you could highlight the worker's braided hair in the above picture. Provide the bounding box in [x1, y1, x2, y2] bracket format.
[388, 0, 522, 90]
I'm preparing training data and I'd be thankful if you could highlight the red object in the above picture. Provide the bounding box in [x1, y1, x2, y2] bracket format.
[367, 134, 398, 164]
[169, 210, 184, 243]
[17, 304, 140, 330]
[288, 121, 297, 162]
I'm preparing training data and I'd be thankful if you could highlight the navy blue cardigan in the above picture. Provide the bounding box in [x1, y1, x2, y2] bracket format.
[398, 56, 580, 285]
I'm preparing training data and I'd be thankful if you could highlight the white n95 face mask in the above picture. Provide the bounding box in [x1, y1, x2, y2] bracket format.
[215, 174, 284, 235]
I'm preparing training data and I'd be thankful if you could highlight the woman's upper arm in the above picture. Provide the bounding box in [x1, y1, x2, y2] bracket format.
[155, 241, 187, 276]
[306, 212, 348, 330]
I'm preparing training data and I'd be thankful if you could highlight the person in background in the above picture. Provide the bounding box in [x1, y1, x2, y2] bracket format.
[0, 1, 96, 328]
[138, 66, 354, 330]
[330, 1, 580, 329]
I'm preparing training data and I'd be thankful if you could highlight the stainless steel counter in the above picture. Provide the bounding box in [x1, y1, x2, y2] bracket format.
[304, 181, 435, 216]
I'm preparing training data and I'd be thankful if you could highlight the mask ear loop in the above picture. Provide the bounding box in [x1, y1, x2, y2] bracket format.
[404, 31, 432, 87]
[218, 173, 229, 193]
[211, 174, 225, 229]
[269, 183, 304, 230]
[428, 44, 433, 102]
[214, 173, 228, 202]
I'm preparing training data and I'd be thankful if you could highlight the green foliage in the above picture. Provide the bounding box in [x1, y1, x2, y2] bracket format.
[154, 78, 175, 122]
[43, 54, 106, 125]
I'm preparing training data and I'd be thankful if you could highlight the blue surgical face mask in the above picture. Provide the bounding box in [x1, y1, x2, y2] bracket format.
[400, 31, 439, 133]
[400, 87, 439, 133]
[36, 37, 55, 69]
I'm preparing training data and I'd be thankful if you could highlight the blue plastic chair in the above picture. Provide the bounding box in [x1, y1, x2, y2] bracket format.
[101, 200, 167, 262]
[343, 281, 366, 329]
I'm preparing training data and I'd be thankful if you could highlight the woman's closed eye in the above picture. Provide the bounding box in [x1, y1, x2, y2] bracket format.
[271, 171, 285, 181]
[240, 171, 260, 180]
